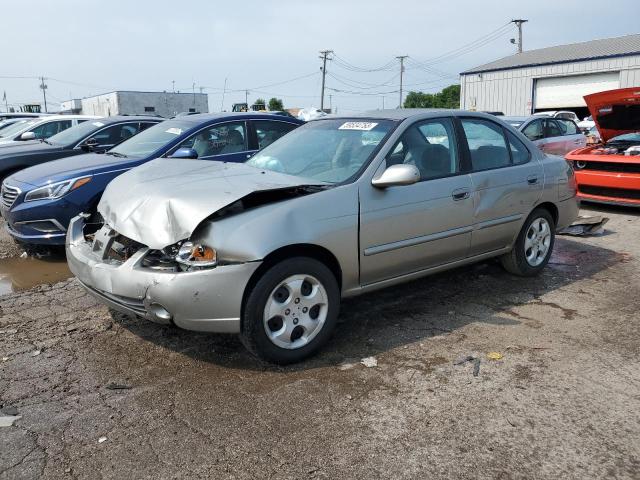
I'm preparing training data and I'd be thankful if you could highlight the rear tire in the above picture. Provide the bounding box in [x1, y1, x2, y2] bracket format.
[240, 257, 340, 364]
[501, 208, 555, 277]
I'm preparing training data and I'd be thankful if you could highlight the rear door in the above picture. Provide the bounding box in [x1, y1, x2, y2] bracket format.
[462, 117, 543, 256]
[359, 117, 474, 285]
[556, 118, 586, 153]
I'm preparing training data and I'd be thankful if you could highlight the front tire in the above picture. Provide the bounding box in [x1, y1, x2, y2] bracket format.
[240, 257, 340, 364]
[501, 208, 555, 277]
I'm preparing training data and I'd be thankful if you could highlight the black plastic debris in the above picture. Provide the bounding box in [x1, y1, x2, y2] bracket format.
[558, 216, 609, 237]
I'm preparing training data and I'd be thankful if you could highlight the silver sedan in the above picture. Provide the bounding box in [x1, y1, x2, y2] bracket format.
[66, 110, 578, 363]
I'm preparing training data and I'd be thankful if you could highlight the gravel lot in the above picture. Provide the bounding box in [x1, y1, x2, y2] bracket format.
[0, 206, 639, 479]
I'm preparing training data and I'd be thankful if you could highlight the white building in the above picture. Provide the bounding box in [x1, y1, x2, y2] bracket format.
[61, 91, 209, 117]
[460, 34, 640, 117]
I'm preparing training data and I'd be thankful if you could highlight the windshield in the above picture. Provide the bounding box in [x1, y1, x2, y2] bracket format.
[246, 118, 396, 183]
[0, 119, 38, 138]
[47, 120, 107, 146]
[108, 119, 189, 158]
[608, 132, 640, 143]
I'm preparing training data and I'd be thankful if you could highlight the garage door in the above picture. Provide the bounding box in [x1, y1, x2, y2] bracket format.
[534, 72, 620, 109]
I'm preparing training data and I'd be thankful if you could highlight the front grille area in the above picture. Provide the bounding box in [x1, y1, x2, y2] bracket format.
[1, 184, 20, 209]
[579, 185, 640, 200]
[574, 161, 640, 174]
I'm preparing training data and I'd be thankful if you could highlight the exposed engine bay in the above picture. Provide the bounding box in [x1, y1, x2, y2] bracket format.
[589, 144, 640, 156]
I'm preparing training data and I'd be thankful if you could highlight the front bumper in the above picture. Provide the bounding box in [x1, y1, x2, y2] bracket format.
[66, 215, 261, 333]
[575, 170, 640, 207]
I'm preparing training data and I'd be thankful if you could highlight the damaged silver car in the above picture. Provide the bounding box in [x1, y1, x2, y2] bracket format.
[66, 110, 578, 363]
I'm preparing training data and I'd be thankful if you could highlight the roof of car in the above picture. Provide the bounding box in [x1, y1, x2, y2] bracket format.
[173, 112, 303, 124]
[91, 115, 164, 123]
[502, 116, 531, 122]
[307, 109, 499, 122]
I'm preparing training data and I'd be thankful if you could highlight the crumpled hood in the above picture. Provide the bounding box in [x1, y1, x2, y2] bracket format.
[99, 158, 319, 249]
[584, 87, 640, 142]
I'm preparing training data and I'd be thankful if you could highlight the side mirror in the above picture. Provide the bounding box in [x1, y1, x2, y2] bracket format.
[20, 131, 36, 141]
[81, 138, 99, 152]
[169, 147, 198, 159]
[372, 164, 420, 188]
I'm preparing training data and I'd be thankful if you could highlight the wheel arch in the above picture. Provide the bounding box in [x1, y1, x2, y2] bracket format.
[241, 243, 343, 318]
[534, 201, 559, 226]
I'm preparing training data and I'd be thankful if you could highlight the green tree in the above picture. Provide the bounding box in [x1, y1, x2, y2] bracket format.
[268, 97, 284, 111]
[403, 84, 460, 109]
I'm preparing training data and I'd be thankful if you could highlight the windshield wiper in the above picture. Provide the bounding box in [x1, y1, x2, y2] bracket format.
[40, 138, 52, 145]
[105, 151, 128, 158]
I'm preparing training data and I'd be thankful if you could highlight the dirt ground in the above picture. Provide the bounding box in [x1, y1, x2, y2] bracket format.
[0, 206, 638, 480]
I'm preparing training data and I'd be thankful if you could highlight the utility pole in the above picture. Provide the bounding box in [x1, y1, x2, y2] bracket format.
[220, 78, 227, 112]
[245, 89, 249, 106]
[329, 94, 333, 113]
[396, 56, 408, 108]
[511, 19, 528, 53]
[172, 80, 175, 93]
[319, 49, 333, 111]
[39, 77, 48, 113]
[192, 82, 196, 105]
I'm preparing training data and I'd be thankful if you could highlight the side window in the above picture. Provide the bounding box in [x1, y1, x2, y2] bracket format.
[253, 120, 297, 150]
[507, 131, 531, 165]
[522, 120, 544, 141]
[175, 121, 247, 157]
[461, 118, 510, 171]
[545, 119, 563, 138]
[556, 119, 578, 135]
[92, 123, 141, 146]
[386, 118, 458, 181]
[32, 120, 72, 139]
[139, 122, 156, 132]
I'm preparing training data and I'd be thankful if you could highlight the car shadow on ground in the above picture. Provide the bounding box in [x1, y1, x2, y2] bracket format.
[107, 236, 624, 372]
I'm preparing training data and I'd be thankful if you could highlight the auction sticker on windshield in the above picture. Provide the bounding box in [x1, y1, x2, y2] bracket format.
[165, 127, 182, 135]
[339, 122, 378, 131]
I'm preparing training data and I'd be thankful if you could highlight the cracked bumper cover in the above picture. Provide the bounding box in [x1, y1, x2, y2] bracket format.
[65, 215, 261, 333]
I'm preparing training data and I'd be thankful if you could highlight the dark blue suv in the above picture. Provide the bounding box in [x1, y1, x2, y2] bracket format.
[1, 113, 302, 245]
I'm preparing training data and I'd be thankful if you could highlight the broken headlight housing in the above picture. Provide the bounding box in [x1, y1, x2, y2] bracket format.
[25, 176, 92, 202]
[174, 241, 217, 267]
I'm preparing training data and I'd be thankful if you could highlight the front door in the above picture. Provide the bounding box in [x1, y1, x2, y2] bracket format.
[170, 121, 251, 163]
[359, 117, 474, 285]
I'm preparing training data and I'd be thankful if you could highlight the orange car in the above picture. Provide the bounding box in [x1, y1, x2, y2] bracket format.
[565, 87, 640, 207]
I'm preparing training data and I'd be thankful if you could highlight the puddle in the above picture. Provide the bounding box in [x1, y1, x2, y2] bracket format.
[0, 256, 72, 295]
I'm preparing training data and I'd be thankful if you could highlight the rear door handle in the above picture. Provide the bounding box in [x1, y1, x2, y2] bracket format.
[451, 189, 470, 201]
[527, 175, 539, 185]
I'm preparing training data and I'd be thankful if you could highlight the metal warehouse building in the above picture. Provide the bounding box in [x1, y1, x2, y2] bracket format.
[61, 91, 209, 117]
[460, 34, 640, 117]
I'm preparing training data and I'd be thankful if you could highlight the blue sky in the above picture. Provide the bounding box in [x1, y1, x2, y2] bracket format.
[1, 0, 638, 113]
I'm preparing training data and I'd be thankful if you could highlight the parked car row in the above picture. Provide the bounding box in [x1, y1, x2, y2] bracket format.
[1, 113, 302, 244]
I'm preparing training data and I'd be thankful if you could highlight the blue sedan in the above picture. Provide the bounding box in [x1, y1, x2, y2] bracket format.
[1, 113, 302, 245]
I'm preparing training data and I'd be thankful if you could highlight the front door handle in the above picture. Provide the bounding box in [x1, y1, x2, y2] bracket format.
[451, 189, 470, 201]
[527, 175, 539, 185]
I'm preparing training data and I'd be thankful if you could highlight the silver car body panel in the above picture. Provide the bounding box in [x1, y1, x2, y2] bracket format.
[67, 110, 578, 332]
[97, 159, 325, 250]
